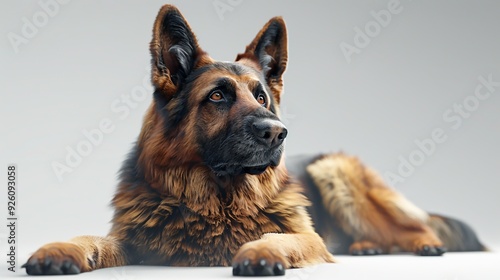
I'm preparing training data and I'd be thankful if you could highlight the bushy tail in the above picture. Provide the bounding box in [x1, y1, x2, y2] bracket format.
[427, 214, 487, 252]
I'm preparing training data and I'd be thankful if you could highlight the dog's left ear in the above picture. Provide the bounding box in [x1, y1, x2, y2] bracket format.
[236, 17, 288, 103]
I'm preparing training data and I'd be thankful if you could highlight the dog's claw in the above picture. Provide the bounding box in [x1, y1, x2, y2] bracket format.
[241, 259, 253, 275]
[351, 249, 363, 256]
[43, 257, 52, 269]
[417, 245, 446, 256]
[252, 259, 272, 276]
[364, 249, 376, 255]
[350, 241, 384, 256]
[273, 262, 285, 276]
[436, 247, 447, 255]
[351, 247, 383, 256]
[232, 263, 241, 276]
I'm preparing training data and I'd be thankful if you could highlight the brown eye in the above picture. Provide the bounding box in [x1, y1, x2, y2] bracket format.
[257, 93, 267, 106]
[209, 90, 224, 102]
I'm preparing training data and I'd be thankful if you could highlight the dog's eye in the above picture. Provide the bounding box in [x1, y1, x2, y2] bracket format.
[256, 93, 267, 107]
[209, 90, 225, 102]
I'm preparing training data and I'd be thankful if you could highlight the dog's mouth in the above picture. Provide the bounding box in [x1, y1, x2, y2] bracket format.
[207, 147, 283, 177]
[242, 164, 269, 175]
[210, 161, 276, 177]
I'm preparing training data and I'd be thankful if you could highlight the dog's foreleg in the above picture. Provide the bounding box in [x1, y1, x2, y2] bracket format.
[22, 235, 127, 275]
[232, 232, 335, 276]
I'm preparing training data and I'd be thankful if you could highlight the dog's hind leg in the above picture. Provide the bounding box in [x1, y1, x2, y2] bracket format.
[367, 187, 446, 255]
[349, 240, 384, 255]
[22, 235, 127, 275]
[306, 153, 445, 256]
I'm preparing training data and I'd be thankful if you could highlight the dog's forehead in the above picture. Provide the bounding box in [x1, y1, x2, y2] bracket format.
[191, 62, 263, 89]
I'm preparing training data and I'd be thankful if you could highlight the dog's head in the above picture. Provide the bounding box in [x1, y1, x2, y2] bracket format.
[148, 5, 288, 177]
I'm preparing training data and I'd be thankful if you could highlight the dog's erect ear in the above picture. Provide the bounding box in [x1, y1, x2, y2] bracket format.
[236, 17, 288, 103]
[150, 5, 210, 101]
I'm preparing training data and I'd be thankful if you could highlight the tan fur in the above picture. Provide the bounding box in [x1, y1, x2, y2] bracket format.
[234, 232, 335, 268]
[25, 236, 126, 273]
[306, 153, 443, 253]
[107, 163, 334, 267]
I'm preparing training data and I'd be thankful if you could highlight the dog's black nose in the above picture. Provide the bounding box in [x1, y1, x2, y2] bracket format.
[252, 119, 288, 147]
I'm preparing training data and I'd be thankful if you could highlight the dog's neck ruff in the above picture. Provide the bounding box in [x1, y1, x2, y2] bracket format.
[144, 164, 287, 219]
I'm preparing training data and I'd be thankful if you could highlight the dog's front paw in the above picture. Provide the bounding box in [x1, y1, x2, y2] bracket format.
[415, 244, 447, 256]
[22, 242, 89, 275]
[232, 244, 287, 277]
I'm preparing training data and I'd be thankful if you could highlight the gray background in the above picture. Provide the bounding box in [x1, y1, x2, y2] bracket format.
[1, 0, 499, 279]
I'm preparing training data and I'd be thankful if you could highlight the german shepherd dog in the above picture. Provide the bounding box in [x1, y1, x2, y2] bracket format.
[23, 4, 485, 277]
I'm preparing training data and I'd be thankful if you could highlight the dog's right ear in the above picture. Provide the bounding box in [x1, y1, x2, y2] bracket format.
[150, 5, 211, 102]
[236, 17, 288, 104]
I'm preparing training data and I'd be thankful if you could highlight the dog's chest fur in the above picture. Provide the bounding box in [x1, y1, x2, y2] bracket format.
[147, 203, 283, 266]
[110, 170, 290, 266]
